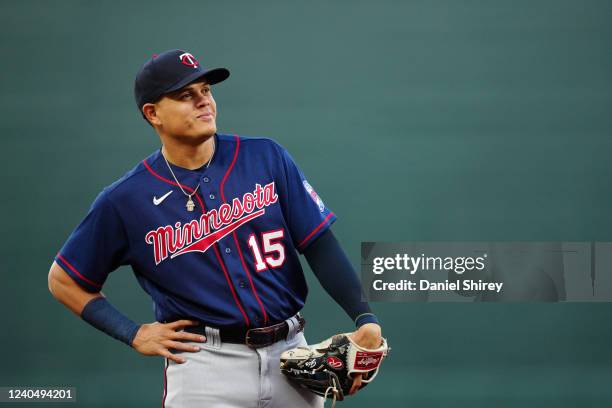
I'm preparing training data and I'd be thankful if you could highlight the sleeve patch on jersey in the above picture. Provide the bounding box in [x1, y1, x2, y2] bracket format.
[302, 180, 325, 213]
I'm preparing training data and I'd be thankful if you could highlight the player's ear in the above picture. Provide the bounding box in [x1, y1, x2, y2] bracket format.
[142, 103, 161, 126]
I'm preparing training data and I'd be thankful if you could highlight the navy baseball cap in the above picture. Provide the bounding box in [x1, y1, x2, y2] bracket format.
[134, 49, 230, 109]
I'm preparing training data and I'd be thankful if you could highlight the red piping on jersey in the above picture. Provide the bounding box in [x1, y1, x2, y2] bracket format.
[297, 212, 335, 249]
[143, 159, 197, 191]
[193, 192, 251, 327]
[56, 253, 102, 289]
[143, 158, 251, 327]
[162, 358, 168, 408]
[220, 135, 269, 326]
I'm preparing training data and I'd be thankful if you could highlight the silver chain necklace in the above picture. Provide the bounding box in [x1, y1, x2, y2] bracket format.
[161, 140, 215, 212]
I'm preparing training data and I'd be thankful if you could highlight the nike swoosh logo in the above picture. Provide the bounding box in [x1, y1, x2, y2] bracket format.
[153, 190, 173, 206]
[171, 209, 265, 259]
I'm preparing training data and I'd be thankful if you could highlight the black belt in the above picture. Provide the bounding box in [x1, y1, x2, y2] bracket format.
[185, 315, 306, 348]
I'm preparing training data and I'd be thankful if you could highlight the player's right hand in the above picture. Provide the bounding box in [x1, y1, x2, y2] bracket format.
[131, 320, 206, 364]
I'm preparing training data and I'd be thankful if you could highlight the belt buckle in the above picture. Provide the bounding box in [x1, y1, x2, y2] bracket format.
[245, 326, 276, 348]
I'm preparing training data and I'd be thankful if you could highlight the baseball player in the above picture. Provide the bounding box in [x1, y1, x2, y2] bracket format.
[48, 49, 382, 407]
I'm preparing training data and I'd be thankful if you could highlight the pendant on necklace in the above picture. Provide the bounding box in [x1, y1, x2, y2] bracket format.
[186, 197, 195, 212]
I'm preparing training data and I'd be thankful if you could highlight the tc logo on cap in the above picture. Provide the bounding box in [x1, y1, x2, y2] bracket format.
[179, 52, 199, 69]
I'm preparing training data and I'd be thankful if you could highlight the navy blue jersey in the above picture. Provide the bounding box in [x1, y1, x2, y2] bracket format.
[55, 134, 336, 328]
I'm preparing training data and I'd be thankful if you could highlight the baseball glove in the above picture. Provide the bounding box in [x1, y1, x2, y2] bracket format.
[280, 333, 389, 406]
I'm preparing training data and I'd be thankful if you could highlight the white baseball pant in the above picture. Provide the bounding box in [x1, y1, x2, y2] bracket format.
[162, 316, 324, 408]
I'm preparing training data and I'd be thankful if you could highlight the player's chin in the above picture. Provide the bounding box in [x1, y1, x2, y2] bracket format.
[189, 120, 217, 138]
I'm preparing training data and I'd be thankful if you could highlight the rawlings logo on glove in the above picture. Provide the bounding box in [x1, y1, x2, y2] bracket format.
[355, 352, 382, 370]
[280, 333, 389, 406]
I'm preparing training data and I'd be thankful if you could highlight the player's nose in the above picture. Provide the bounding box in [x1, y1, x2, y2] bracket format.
[194, 92, 211, 108]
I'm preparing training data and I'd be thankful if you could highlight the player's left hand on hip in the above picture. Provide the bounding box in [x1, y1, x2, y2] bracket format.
[348, 323, 383, 395]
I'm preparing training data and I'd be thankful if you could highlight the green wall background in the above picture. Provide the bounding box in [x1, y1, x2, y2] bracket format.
[2, 1, 611, 406]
